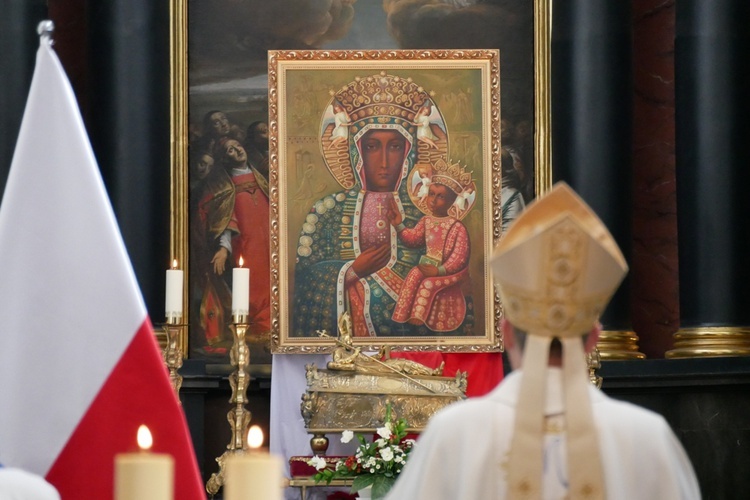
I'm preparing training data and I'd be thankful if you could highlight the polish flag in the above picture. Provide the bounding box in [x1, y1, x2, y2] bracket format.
[0, 36, 204, 499]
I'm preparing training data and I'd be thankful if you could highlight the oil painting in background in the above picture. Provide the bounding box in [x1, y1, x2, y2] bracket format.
[183, 0, 535, 361]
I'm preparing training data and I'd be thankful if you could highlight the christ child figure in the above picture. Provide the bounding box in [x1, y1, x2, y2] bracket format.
[388, 167, 473, 332]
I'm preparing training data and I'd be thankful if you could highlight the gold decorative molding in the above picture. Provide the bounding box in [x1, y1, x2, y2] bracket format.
[171, 1, 552, 358]
[597, 330, 646, 360]
[269, 50, 503, 353]
[534, 0, 553, 196]
[169, 0, 189, 357]
[301, 363, 466, 453]
[666, 326, 750, 358]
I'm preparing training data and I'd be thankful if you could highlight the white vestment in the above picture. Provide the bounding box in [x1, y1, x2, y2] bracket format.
[385, 368, 700, 500]
[0, 468, 60, 500]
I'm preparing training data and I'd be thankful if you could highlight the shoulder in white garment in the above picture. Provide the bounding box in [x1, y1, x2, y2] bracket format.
[0, 468, 61, 500]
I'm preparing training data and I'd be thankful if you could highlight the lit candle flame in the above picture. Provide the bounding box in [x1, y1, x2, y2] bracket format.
[137, 425, 153, 451]
[171, 259, 178, 269]
[238, 255, 245, 267]
[247, 425, 264, 449]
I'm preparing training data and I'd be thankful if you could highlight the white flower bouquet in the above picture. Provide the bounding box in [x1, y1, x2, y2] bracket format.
[308, 405, 415, 499]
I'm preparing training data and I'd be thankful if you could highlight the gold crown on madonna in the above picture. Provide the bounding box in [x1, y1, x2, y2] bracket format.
[430, 158, 473, 194]
[491, 182, 628, 339]
[331, 72, 433, 126]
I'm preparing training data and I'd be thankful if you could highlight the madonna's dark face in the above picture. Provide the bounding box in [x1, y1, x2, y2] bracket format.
[360, 129, 407, 192]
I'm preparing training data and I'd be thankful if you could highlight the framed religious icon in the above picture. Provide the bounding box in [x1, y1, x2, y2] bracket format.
[169, 0, 551, 360]
[271, 50, 506, 352]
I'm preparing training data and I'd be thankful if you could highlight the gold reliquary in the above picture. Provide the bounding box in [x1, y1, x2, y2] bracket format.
[300, 313, 468, 454]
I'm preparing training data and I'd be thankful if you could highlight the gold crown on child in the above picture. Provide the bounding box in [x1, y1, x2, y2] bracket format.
[431, 158, 473, 194]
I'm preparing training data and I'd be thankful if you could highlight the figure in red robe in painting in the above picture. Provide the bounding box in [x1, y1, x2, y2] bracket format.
[219, 138, 271, 334]
[388, 162, 474, 332]
[191, 138, 270, 356]
[391, 211, 470, 331]
[191, 150, 234, 354]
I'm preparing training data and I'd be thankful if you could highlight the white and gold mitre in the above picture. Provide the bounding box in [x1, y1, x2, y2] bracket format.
[492, 181, 628, 339]
[491, 182, 628, 500]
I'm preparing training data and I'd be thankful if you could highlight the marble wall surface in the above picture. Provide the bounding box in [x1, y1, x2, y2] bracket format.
[631, 0, 679, 358]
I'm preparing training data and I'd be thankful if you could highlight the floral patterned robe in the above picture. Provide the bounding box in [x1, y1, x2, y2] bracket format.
[392, 216, 470, 332]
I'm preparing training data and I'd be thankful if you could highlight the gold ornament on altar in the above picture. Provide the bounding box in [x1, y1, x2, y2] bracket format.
[325, 312, 444, 379]
[300, 312, 466, 455]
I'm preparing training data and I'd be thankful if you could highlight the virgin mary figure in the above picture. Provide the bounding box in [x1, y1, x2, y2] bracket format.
[292, 72, 474, 338]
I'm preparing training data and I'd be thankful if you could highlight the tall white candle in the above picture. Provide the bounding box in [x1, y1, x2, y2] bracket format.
[165, 260, 183, 321]
[232, 256, 250, 319]
[115, 426, 174, 500]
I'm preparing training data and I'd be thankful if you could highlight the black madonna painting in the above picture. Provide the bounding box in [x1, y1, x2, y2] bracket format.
[174, 0, 549, 360]
[270, 52, 502, 352]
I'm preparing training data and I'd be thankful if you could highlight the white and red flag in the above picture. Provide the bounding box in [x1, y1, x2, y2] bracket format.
[0, 34, 205, 499]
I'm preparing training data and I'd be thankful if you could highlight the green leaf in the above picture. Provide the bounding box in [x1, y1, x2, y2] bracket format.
[352, 474, 376, 492]
[372, 476, 396, 500]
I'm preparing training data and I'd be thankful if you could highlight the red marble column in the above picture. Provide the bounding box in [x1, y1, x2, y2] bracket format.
[630, 0, 679, 358]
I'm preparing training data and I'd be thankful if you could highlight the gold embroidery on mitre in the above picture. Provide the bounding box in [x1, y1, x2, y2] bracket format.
[579, 483, 598, 498]
[498, 218, 611, 338]
[492, 183, 628, 339]
[514, 477, 538, 498]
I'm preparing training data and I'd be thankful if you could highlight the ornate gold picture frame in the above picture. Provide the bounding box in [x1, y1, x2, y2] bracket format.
[271, 50, 503, 352]
[169, 0, 552, 360]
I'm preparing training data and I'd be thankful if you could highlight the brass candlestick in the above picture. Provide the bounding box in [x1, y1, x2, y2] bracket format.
[206, 316, 253, 497]
[161, 319, 184, 398]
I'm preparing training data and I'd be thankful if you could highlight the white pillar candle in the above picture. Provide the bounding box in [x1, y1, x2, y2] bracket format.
[224, 453, 283, 500]
[232, 256, 250, 319]
[165, 260, 183, 321]
[115, 426, 174, 500]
